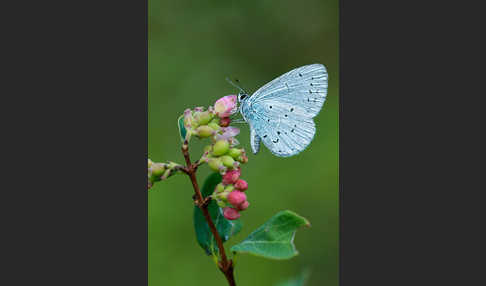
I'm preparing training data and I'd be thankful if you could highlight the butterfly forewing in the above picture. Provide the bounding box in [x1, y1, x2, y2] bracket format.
[242, 64, 328, 157]
[249, 64, 328, 118]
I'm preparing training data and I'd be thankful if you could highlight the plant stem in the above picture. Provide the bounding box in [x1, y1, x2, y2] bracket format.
[181, 143, 236, 286]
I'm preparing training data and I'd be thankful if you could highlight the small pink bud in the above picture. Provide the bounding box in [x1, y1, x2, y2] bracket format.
[220, 117, 231, 127]
[234, 179, 248, 191]
[237, 200, 250, 211]
[238, 154, 248, 164]
[222, 168, 240, 185]
[214, 95, 237, 118]
[228, 191, 247, 207]
[223, 207, 240, 220]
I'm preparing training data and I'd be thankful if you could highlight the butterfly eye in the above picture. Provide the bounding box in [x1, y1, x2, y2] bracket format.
[239, 93, 247, 101]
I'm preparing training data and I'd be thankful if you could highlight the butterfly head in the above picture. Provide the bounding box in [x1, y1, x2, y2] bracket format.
[237, 92, 248, 103]
[226, 77, 249, 104]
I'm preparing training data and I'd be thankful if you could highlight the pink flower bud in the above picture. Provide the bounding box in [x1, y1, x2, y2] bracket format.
[220, 117, 231, 127]
[222, 168, 240, 185]
[214, 95, 237, 118]
[183, 109, 196, 128]
[237, 200, 249, 211]
[237, 154, 248, 164]
[228, 191, 247, 207]
[234, 179, 248, 191]
[223, 207, 240, 220]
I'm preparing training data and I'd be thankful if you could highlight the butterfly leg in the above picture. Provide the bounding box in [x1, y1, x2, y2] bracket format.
[230, 119, 247, 124]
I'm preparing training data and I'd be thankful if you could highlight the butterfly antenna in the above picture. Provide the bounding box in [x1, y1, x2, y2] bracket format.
[225, 77, 247, 94]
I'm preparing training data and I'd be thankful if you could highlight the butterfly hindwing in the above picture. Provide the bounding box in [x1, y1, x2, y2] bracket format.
[250, 102, 316, 157]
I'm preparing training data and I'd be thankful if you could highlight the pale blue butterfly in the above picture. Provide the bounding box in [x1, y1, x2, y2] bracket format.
[231, 64, 328, 157]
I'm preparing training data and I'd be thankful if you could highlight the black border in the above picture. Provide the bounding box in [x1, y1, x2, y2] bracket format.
[2, 0, 148, 285]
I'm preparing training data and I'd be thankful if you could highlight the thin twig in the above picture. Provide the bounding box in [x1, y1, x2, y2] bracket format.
[181, 142, 236, 286]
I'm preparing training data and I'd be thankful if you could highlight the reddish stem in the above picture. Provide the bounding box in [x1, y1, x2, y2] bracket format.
[181, 143, 236, 286]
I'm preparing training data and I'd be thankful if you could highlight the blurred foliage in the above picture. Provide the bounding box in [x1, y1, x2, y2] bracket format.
[149, 0, 338, 285]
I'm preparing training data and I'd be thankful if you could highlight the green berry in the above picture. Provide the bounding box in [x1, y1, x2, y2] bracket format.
[216, 183, 225, 193]
[150, 173, 161, 183]
[208, 158, 223, 172]
[208, 122, 221, 131]
[228, 148, 242, 159]
[151, 163, 165, 177]
[213, 140, 229, 156]
[194, 111, 212, 126]
[221, 155, 235, 168]
[210, 118, 220, 125]
[224, 185, 235, 193]
[217, 200, 227, 208]
[195, 125, 213, 138]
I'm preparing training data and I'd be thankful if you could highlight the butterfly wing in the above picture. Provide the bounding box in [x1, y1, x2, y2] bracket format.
[243, 64, 328, 157]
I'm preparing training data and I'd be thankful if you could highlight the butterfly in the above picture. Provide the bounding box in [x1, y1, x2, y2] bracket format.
[232, 64, 328, 157]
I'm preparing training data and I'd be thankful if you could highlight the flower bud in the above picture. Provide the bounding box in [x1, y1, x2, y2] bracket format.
[214, 95, 237, 118]
[208, 122, 221, 131]
[237, 200, 249, 211]
[151, 163, 166, 177]
[195, 125, 214, 138]
[234, 179, 248, 191]
[224, 185, 235, 193]
[208, 158, 223, 172]
[222, 168, 240, 185]
[183, 109, 198, 129]
[216, 190, 230, 201]
[237, 154, 248, 164]
[204, 145, 212, 153]
[228, 191, 247, 207]
[193, 110, 212, 126]
[215, 183, 225, 193]
[217, 200, 227, 208]
[228, 148, 242, 159]
[221, 155, 235, 168]
[213, 140, 229, 156]
[219, 117, 231, 127]
[223, 207, 240, 220]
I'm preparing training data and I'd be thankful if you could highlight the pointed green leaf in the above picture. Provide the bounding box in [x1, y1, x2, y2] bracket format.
[194, 173, 242, 255]
[177, 115, 187, 142]
[230, 210, 310, 260]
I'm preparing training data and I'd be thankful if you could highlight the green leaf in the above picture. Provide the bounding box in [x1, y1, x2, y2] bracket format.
[194, 173, 242, 255]
[275, 269, 311, 286]
[177, 115, 187, 142]
[230, 210, 310, 260]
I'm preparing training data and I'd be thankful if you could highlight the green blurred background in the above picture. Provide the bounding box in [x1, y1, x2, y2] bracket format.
[148, 0, 338, 285]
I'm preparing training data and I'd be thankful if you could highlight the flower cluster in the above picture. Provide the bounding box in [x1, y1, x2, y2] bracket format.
[182, 95, 250, 220]
[147, 159, 181, 189]
[211, 168, 250, 220]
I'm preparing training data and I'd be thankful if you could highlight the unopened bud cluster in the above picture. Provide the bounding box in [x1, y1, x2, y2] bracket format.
[211, 168, 250, 220]
[182, 95, 248, 174]
[147, 159, 182, 189]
